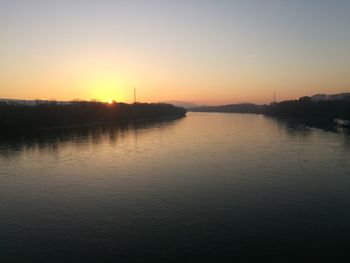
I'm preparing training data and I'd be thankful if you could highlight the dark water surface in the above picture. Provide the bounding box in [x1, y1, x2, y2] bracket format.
[1, 113, 350, 262]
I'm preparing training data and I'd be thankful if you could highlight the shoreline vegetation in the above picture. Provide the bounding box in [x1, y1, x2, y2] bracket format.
[1, 93, 349, 134]
[0, 101, 187, 134]
[189, 95, 350, 129]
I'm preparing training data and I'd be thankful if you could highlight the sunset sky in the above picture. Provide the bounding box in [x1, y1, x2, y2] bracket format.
[1, 0, 350, 104]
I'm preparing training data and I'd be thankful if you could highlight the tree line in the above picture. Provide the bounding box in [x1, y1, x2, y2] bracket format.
[188, 96, 350, 122]
[264, 96, 350, 120]
[0, 101, 187, 133]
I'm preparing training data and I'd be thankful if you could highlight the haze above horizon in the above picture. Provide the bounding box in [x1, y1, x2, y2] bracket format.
[1, 0, 349, 104]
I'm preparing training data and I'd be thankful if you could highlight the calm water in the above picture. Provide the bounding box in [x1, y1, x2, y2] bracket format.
[1, 113, 350, 262]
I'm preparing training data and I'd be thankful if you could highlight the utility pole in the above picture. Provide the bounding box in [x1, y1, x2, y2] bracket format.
[134, 88, 136, 103]
[273, 92, 276, 103]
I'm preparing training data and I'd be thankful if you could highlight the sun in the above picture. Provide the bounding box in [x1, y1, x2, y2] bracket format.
[108, 99, 114, 104]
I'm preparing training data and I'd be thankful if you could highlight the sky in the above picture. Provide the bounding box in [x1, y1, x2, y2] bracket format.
[1, 0, 350, 104]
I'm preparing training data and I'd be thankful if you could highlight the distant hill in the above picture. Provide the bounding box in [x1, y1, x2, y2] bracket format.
[188, 103, 265, 114]
[161, 101, 199, 109]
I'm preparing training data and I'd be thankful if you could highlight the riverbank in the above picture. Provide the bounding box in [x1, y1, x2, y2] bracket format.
[0, 101, 187, 134]
[188, 95, 350, 130]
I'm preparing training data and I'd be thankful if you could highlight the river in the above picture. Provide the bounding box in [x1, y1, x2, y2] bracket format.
[1, 112, 350, 262]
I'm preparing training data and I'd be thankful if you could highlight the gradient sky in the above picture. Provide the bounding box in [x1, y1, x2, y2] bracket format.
[1, 0, 350, 104]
